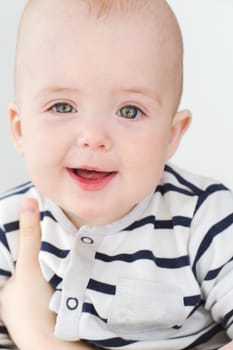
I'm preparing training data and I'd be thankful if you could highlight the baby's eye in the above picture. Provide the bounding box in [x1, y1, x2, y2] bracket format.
[51, 103, 77, 113]
[117, 105, 143, 119]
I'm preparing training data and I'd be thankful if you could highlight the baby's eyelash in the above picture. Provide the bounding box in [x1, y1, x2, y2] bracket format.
[47, 102, 146, 119]
[49, 102, 77, 113]
[117, 105, 145, 120]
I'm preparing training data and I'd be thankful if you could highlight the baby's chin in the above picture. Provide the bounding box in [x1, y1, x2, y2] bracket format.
[62, 203, 137, 228]
[62, 208, 114, 228]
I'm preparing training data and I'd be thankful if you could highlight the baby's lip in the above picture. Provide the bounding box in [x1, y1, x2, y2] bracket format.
[66, 167, 118, 191]
[72, 165, 113, 172]
[74, 168, 115, 180]
[68, 165, 117, 173]
[67, 167, 118, 180]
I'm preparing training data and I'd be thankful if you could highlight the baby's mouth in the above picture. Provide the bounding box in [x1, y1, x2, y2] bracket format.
[72, 168, 115, 180]
[67, 167, 118, 191]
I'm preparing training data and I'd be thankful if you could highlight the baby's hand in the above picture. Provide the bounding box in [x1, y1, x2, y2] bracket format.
[0, 198, 55, 349]
[0, 198, 91, 350]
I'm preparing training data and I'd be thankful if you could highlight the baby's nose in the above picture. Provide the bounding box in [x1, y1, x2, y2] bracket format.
[77, 123, 112, 151]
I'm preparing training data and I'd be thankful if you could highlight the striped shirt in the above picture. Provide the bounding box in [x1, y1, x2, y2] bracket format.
[1, 163, 233, 350]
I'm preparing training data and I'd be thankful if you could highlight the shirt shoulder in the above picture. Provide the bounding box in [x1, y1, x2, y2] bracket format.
[151, 162, 232, 227]
[162, 162, 229, 194]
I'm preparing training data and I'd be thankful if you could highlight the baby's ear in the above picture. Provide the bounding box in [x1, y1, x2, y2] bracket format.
[166, 109, 192, 160]
[9, 102, 24, 155]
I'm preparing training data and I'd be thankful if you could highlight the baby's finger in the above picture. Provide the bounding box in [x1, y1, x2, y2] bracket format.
[16, 198, 41, 272]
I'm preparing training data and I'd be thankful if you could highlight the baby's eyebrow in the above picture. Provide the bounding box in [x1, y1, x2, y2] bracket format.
[33, 86, 162, 106]
[113, 87, 162, 106]
[33, 86, 80, 99]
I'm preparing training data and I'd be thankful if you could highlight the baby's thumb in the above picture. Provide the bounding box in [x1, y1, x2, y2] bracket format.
[16, 198, 41, 271]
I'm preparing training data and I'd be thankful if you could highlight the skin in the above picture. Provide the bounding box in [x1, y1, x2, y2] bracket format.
[9, 0, 190, 229]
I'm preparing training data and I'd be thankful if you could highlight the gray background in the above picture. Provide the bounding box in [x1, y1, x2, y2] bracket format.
[1, 1, 233, 193]
[0, 1, 27, 192]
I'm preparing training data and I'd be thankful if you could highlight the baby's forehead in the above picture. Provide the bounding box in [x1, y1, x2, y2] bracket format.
[18, 0, 182, 70]
[15, 0, 183, 110]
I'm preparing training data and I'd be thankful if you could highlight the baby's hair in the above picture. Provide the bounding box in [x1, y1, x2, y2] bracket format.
[21, 0, 167, 16]
[81, 0, 149, 17]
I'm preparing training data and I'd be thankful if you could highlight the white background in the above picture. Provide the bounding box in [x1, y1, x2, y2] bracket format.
[0, 1, 233, 192]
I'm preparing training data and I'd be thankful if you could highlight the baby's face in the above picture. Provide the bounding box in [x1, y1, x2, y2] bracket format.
[10, 3, 190, 227]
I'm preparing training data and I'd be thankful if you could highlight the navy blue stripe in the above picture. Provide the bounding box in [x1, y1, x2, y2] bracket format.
[123, 215, 191, 231]
[174, 301, 206, 326]
[194, 184, 228, 215]
[91, 337, 137, 347]
[226, 319, 233, 330]
[156, 183, 195, 196]
[4, 220, 19, 233]
[3, 181, 32, 193]
[96, 250, 189, 268]
[0, 226, 10, 251]
[222, 309, 233, 328]
[40, 210, 57, 223]
[0, 184, 34, 201]
[204, 257, 233, 281]
[192, 213, 233, 277]
[82, 302, 107, 323]
[4, 211, 57, 234]
[169, 216, 191, 227]
[40, 241, 70, 258]
[205, 266, 222, 280]
[0, 181, 32, 199]
[0, 268, 12, 278]
[0, 326, 9, 334]
[184, 294, 201, 306]
[155, 217, 191, 229]
[170, 323, 215, 340]
[164, 164, 202, 196]
[87, 279, 116, 295]
[180, 324, 223, 350]
[173, 325, 182, 330]
[123, 216, 155, 230]
[49, 274, 62, 289]
[187, 300, 205, 319]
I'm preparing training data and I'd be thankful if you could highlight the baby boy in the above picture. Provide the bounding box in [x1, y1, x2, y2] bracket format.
[1, 0, 233, 349]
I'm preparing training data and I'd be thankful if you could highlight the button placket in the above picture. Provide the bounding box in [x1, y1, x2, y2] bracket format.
[54, 230, 104, 340]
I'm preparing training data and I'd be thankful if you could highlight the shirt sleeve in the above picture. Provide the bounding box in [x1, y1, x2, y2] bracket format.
[188, 185, 233, 338]
[0, 223, 17, 349]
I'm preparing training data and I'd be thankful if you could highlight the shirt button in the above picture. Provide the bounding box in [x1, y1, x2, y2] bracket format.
[66, 297, 79, 310]
[81, 236, 94, 244]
